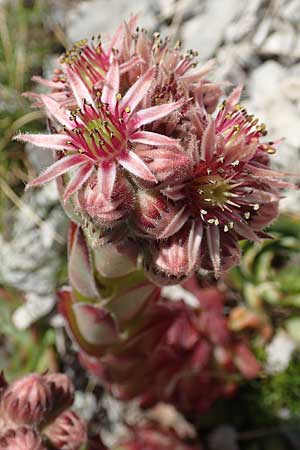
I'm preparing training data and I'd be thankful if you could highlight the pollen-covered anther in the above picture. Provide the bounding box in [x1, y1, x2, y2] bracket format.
[174, 40, 182, 50]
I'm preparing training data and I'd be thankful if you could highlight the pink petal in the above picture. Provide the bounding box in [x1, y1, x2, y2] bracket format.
[120, 67, 155, 114]
[108, 21, 125, 53]
[246, 164, 289, 179]
[26, 154, 90, 188]
[63, 163, 94, 203]
[206, 226, 220, 275]
[188, 221, 203, 268]
[101, 59, 120, 111]
[225, 137, 257, 164]
[128, 100, 183, 131]
[159, 206, 188, 239]
[217, 84, 243, 126]
[225, 84, 243, 111]
[234, 220, 259, 242]
[180, 59, 215, 82]
[41, 95, 73, 128]
[65, 66, 95, 108]
[200, 117, 216, 161]
[162, 184, 186, 201]
[14, 133, 70, 150]
[31, 75, 65, 90]
[120, 55, 143, 74]
[97, 162, 117, 200]
[119, 151, 157, 182]
[130, 131, 179, 147]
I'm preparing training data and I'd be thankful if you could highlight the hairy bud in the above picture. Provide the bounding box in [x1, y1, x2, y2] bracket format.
[44, 410, 87, 450]
[0, 427, 45, 450]
[43, 373, 74, 415]
[1, 374, 52, 426]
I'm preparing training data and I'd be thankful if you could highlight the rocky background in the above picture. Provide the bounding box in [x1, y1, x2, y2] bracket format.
[0, 1, 300, 449]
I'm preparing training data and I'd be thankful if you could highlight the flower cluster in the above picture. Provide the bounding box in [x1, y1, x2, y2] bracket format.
[15, 17, 294, 284]
[59, 223, 260, 413]
[0, 372, 86, 450]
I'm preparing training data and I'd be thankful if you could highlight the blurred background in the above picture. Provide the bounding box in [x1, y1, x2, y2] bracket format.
[0, 0, 300, 449]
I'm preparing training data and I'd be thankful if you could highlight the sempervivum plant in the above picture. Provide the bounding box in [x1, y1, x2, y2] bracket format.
[15, 17, 296, 284]
[228, 213, 300, 342]
[0, 372, 86, 450]
[59, 223, 260, 413]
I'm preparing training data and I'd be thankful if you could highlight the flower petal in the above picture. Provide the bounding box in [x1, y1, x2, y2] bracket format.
[97, 162, 117, 200]
[130, 131, 179, 147]
[159, 206, 188, 239]
[120, 55, 143, 74]
[188, 221, 203, 269]
[63, 163, 94, 203]
[41, 95, 73, 128]
[206, 225, 220, 275]
[200, 116, 216, 161]
[119, 151, 157, 182]
[32, 75, 65, 90]
[14, 133, 70, 150]
[217, 84, 243, 126]
[101, 59, 120, 111]
[26, 154, 89, 188]
[120, 67, 155, 114]
[65, 65, 95, 109]
[180, 59, 215, 82]
[234, 220, 260, 242]
[128, 100, 183, 131]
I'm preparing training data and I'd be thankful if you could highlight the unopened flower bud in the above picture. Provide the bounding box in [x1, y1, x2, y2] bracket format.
[144, 223, 203, 285]
[1, 374, 52, 425]
[135, 145, 192, 184]
[77, 174, 134, 228]
[0, 426, 45, 450]
[133, 190, 188, 239]
[43, 373, 74, 415]
[44, 410, 87, 450]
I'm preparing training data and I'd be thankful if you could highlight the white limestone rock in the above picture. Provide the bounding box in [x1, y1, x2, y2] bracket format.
[181, 0, 243, 60]
[67, 0, 160, 43]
